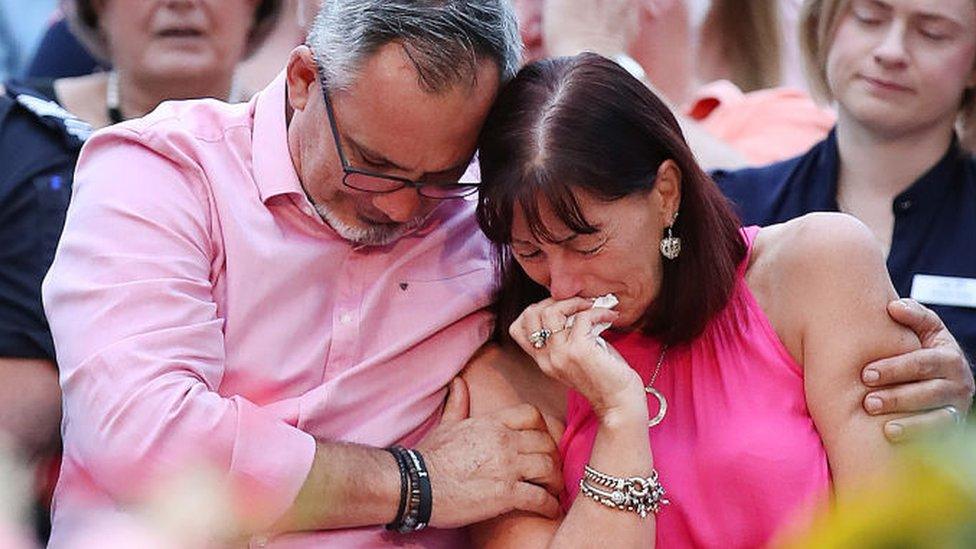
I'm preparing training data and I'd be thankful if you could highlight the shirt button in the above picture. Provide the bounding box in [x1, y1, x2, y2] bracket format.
[897, 199, 913, 212]
[340, 313, 353, 324]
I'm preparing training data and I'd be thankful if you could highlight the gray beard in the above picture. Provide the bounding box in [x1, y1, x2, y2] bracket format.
[312, 201, 434, 247]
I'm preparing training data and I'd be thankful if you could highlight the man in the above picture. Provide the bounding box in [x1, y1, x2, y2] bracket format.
[42, 2, 559, 546]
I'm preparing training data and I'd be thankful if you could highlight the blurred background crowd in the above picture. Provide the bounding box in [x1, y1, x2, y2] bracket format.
[0, 0, 974, 547]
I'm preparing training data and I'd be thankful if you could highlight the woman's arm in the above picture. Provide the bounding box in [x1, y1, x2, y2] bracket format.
[463, 305, 661, 548]
[755, 213, 920, 497]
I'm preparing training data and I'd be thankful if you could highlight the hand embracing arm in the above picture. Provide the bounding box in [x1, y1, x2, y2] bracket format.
[860, 299, 973, 441]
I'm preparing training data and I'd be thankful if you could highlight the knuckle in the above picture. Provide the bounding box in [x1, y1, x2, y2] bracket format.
[917, 355, 937, 379]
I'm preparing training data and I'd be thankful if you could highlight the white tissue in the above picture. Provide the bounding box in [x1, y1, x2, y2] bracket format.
[565, 293, 618, 350]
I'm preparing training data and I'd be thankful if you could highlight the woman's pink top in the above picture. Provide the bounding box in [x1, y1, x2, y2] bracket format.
[559, 227, 830, 548]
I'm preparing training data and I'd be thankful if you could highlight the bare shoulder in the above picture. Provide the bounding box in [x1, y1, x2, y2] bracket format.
[748, 213, 909, 366]
[753, 212, 883, 280]
[461, 342, 567, 425]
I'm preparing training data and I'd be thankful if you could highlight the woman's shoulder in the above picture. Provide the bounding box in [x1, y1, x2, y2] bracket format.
[746, 213, 890, 362]
[752, 212, 881, 279]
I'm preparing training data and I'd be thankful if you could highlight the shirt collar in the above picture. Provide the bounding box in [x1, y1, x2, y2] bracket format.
[252, 71, 305, 203]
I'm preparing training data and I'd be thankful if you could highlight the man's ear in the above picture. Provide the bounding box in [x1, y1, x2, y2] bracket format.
[285, 45, 318, 113]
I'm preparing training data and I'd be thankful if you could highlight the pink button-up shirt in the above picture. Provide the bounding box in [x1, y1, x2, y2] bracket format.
[42, 73, 494, 547]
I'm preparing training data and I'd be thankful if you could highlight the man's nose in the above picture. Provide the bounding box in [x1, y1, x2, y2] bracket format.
[370, 186, 425, 223]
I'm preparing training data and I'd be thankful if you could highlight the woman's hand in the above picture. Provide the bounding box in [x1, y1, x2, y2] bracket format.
[510, 298, 648, 424]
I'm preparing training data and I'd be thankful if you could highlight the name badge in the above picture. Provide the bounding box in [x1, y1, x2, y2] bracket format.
[910, 274, 976, 309]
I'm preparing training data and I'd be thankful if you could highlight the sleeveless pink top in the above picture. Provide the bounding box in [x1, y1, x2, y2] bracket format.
[559, 227, 830, 548]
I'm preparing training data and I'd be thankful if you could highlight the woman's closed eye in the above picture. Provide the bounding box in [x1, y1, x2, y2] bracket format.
[513, 247, 543, 260]
[575, 241, 606, 256]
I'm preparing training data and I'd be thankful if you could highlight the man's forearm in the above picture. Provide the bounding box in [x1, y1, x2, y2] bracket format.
[273, 441, 400, 532]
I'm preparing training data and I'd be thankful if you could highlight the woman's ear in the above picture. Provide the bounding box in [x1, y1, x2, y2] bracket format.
[654, 159, 683, 223]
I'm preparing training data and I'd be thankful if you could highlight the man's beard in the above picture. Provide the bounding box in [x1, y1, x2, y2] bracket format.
[312, 201, 434, 247]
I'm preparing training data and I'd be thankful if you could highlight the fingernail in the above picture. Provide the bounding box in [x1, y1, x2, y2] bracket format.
[885, 422, 904, 440]
[865, 395, 883, 413]
[862, 369, 880, 383]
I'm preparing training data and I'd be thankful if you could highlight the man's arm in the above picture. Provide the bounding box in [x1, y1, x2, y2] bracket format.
[44, 131, 318, 532]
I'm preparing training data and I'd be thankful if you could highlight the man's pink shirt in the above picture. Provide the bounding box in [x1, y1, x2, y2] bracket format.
[42, 73, 494, 547]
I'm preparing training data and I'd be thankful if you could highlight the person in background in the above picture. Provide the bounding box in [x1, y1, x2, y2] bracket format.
[516, 0, 836, 165]
[26, 0, 315, 101]
[10, 0, 280, 128]
[25, 13, 105, 80]
[237, 0, 320, 97]
[716, 0, 976, 386]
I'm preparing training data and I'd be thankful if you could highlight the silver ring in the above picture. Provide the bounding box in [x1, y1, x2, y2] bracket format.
[528, 328, 553, 349]
[944, 405, 964, 425]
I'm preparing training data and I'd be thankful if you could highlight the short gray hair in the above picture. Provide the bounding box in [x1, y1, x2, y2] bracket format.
[307, 0, 522, 93]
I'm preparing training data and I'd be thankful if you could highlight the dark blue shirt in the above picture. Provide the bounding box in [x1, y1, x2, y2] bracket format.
[713, 129, 976, 363]
[0, 81, 87, 361]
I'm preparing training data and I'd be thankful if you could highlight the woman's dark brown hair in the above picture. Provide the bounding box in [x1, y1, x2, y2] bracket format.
[477, 53, 746, 346]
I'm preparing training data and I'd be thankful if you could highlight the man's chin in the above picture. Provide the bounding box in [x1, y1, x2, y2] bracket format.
[313, 203, 424, 247]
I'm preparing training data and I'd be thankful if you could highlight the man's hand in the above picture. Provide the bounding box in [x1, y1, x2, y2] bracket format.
[541, 0, 640, 58]
[418, 378, 562, 528]
[861, 299, 974, 442]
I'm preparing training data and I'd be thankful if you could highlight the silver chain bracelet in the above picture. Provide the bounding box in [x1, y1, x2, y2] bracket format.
[579, 464, 669, 518]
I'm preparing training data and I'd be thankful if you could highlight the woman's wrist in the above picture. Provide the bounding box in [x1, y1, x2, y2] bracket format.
[596, 394, 649, 432]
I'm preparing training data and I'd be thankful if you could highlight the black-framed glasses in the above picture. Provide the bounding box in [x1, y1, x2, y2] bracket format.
[315, 64, 480, 199]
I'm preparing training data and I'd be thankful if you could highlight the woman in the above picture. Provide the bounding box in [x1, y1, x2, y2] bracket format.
[462, 53, 919, 547]
[716, 0, 976, 365]
[7, 0, 280, 127]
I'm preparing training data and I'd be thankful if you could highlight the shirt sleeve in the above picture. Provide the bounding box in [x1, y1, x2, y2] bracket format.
[42, 128, 316, 531]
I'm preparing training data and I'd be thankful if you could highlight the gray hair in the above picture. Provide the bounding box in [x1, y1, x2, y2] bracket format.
[307, 0, 522, 93]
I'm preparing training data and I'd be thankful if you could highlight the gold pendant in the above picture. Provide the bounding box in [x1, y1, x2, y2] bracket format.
[645, 386, 668, 427]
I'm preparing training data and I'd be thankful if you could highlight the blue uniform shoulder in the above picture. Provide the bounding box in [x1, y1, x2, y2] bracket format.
[2, 81, 91, 145]
[710, 137, 835, 226]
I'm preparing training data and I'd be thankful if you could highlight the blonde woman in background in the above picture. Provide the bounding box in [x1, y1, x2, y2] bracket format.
[716, 0, 976, 392]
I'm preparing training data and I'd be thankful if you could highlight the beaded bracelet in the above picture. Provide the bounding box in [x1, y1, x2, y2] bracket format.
[385, 446, 432, 533]
[384, 446, 411, 531]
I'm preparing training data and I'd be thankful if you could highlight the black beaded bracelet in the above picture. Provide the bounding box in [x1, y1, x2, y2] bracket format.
[385, 446, 411, 531]
[405, 448, 432, 530]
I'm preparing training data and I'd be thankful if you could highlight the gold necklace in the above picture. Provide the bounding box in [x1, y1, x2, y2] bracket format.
[645, 345, 669, 428]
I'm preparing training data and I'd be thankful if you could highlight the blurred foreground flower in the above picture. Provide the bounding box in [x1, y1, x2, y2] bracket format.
[777, 427, 976, 549]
